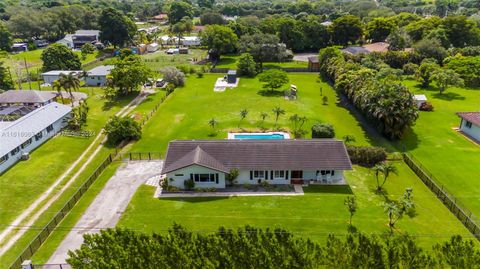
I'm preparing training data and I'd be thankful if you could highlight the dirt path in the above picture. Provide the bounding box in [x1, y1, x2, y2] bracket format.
[47, 161, 163, 264]
[0, 89, 152, 256]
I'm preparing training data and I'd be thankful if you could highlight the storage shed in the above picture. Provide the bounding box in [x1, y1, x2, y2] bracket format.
[227, 70, 237, 84]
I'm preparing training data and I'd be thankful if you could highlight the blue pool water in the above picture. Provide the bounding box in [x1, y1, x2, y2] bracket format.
[234, 133, 285, 140]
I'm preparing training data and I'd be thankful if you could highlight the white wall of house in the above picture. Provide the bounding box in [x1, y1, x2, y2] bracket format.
[85, 75, 108, 86]
[0, 114, 69, 174]
[42, 75, 61, 85]
[166, 165, 226, 189]
[460, 119, 480, 141]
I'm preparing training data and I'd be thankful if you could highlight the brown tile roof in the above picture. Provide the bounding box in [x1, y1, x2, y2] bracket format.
[457, 112, 480, 126]
[363, 42, 390, 53]
[162, 139, 352, 174]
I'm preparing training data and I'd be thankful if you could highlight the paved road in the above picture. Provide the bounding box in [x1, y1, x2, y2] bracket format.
[47, 160, 163, 264]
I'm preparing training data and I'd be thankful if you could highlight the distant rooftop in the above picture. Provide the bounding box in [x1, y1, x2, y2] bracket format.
[0, 90, 58, 104]
[341, 46, 370, 55]
[87, 65, 114, 76]
[41, 70, 82, 76]
[0, 102, 71, 156]
[74, 30, 100, 36]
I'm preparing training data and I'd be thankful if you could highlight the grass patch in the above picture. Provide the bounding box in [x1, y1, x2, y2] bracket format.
[398, 79, 480, 217]
[216, 54, 308, 69]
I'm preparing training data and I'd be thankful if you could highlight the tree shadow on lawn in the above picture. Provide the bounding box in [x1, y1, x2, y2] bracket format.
[158, 197, 230, 203]
[257, 89, 284, 97]
[216, 57, 237, 67]
[432, 92, 466, 101]
[303, 185, 353, 195]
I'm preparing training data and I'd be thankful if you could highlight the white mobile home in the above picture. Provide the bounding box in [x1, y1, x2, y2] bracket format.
[41, 70, 82, 85]
[85, 65, 114, 86]
[0, 102, 71, 174]
[161, 139, 352, 189]
[457, 112, 480, 142]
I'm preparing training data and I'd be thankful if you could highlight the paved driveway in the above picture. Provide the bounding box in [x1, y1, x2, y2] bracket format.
[47, 160, 163, 264]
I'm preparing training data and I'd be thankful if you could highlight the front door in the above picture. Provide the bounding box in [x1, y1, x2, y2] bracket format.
[291, 170, 303, 179]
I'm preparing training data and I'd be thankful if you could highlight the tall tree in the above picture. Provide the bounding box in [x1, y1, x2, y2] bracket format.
[0, 61, 13, 91]
[272, 106, 285, 129]
[58, 73, 80, 105]
[331, 15, 364, 47]
[99, 8, 136, 48]
[366, 18, 396, 42]
[258, 69, 289, 93]
[237, 53, 256, 77]
[238, 33, 292, 69]
[0, 21, 12, 51]
[110, 55, 151, 95]
[431, 68, 464, 94]
[41, 44, 81, 72]
[200, 25, 238, 61]
[168, 1, 194, 24]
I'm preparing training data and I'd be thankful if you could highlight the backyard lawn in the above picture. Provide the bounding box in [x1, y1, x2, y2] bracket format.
[118, 161, 471, 247]
[399, 80, 480, 218]
[121, 73, 471, 246]
[141, 49, 207, 73]
[215, 54, 308, 69]
[0, 88, 135, 229]
[132, 73, 390, 153]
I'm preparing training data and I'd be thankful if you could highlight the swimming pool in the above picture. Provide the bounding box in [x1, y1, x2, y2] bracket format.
[228, 132, 290, 140]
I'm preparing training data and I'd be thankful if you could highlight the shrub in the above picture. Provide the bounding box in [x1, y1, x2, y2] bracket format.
[161, 67, 185, 87]
[419, 102, 434, 111]
[347, 145, 388, 167]
[312, 123, 335, 138]
[184, 179, 195, 190]
[196, 70, 204, 78]
[237, 53, 257, 77]
[104, 116, 142, 146]
[403, 63, 419, 75]
[227, 168, 239, 186]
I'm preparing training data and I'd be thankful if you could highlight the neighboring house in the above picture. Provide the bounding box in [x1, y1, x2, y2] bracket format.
[181, 36, 201, 46]
[320, 21, 333, 27]
[33, 39, 49, 47]
[72, 30, 100, 48]
[138, 26, 160, 35]
[147, 43, 159, 52]
[341, 46, 370, 55]
[41, 70, 82, 85]
[457, 112, 480, 142]
[11, 43, 28, 53]
[152, 13, 168, 22]
[413, 94, 428, 108]
[0, 102, 71, 174]
[161, 139, 352, 189]
[57, 34, 74, 48]
[85, 65, 114, 86]
[308, 56, 320, 71]
[0, 90, 58, 108]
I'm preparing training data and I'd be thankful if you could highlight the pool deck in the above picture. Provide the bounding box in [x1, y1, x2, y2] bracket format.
[227, 132, 290, 140]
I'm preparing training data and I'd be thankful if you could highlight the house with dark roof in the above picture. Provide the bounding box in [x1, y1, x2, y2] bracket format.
[162, 139, 352, 189]
[457, 112, 480, 142]
[0, 90, 59, 108]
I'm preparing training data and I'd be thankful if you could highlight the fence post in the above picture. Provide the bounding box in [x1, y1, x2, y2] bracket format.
[149, 152, 151, 160]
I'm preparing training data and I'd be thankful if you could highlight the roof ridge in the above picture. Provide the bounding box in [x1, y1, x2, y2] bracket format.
[2, 102, 69, 131]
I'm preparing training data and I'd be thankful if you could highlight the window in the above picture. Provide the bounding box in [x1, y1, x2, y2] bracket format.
[253, 170, 264, 179]
[21, 138, 32, 149]
[466, 121, 473, 128]
[320, 170, 335, 176]
[46, 124, 54, 133]
[274, 170, 285, 179]
[11, 147, 20, 156]
[193, 173, 216, 183]
[35, 132, 43, 141]
[174, 174, 184, 177]
[0, 154, 8, 164]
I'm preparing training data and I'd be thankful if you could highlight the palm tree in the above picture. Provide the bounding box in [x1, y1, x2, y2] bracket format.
[379, 162, 398, 190]
[52, 80, 64, 104]
[384, 201, 402, 233]
[272, 107, 285, 129]
[343, 135, 356, 144]
[372, 164, 384, 192]
[260, 112, 268, 125]
[208, 118, 218, 131]
[58, 73, 81, 106]
[239, 108, 248, 128]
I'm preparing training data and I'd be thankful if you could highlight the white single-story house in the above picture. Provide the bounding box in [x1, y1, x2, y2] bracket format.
[57, 34, 74, 48]
[181, 36, 201, 46]
[85, 65, 114, 86]
[0, 90, 58, 108]
[457, 112, 480, 142]
[11, 43, 28, 53]
[147, 43, 159, 52]
[0, 102, 71, 174]
[161, 139, 352, 189]
[41, 70, 83, 85]
[413, 94, 428, 108]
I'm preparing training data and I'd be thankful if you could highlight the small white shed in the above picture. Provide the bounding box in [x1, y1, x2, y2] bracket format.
[413, 94, 428, 108]
[147, 43, 159, 52]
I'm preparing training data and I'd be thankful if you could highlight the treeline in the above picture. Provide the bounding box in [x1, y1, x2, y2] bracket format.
[67, 225, 480, 269]
[319, 47, 418, 140]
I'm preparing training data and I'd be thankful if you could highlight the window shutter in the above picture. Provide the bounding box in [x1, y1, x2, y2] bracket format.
[286, 171, 289, 179]
[332, 170, 335, 176]
[250, 171, 253, 180]
[271, 171, 274, 180]
[265, 170, 268, 179]
[216, 174, 219, 184]
[190, 174, 193, 180]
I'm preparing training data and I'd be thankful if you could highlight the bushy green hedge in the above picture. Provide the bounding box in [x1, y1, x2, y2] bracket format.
[347, 145, 388, 167]
[311, 123, 335, 138]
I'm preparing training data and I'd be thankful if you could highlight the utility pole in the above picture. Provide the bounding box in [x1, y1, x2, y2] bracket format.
[37, 68, 41, 90]
[24, 58, 32, 90]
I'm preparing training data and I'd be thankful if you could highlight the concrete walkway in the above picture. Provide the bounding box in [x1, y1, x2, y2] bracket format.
[158, 185, 304, 198]
[47, 160, 163, 264]
[0, 89, 153, 256]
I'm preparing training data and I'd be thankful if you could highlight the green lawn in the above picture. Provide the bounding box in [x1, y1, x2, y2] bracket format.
[398, 79, 480, 218]
[215, 54, 308, 69]
[0, 88, 135, 228]
[132, 73, 389, 153]
[119, 161, 471, 247]
[141, 49, 207, 73]
[120, 73, 470, 246]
